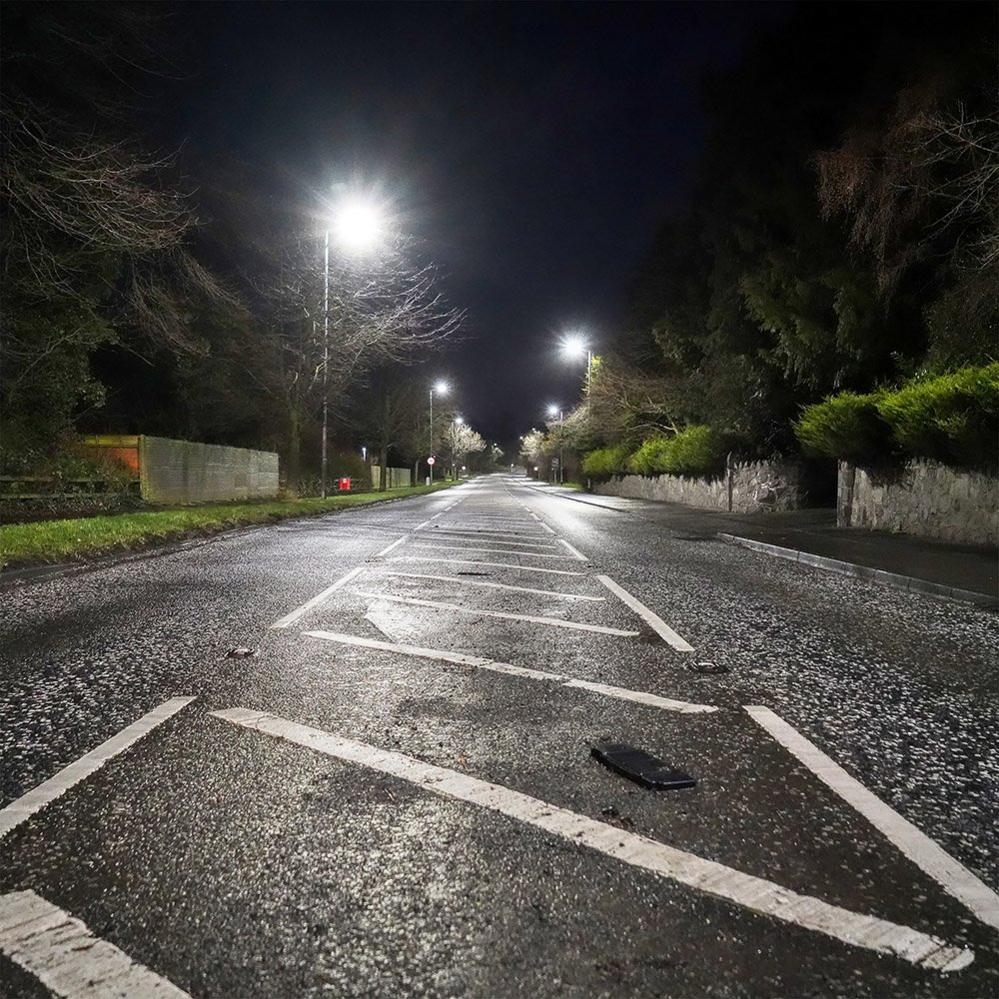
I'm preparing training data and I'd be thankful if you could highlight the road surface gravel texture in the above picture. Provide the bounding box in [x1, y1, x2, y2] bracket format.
[1, 474, 996, 998]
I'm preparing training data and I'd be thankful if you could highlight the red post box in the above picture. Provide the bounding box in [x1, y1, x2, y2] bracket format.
[337, 477, 351, 492]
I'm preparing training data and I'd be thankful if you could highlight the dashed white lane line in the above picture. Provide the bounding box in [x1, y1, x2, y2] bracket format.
[377, 571, 606, 602]
[558, 538, 589, 561]
[304, 631, 716, 712]
[0, 890, 190, 998]
[745, 705, 999, 933]
[212, 708, 973, 972]
[596, 575, 694, 652]
[389, 556, 587, 577]
[374, 536, 408, 558]
[270, 566, 366, 629]
[355, 590, 640, 637]
[409, 544, 578, 560]
[0, 698, 195, 840]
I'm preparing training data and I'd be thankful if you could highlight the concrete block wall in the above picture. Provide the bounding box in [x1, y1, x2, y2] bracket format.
[594, 460, 805, 513]
[370, 466, 412, 489]
[139, 436, 279, 503]
[839, 459, 998, 545]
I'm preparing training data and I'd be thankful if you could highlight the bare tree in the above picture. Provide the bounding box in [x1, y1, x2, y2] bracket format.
[442, 421, 485, 478]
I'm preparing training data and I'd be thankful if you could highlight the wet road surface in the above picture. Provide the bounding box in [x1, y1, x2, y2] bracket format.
[1, 474, 997, 997]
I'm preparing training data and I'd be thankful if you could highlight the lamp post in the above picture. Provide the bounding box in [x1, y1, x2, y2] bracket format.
[320, 196, 385, 498]
[429, 380, 448, 484]
[560, 334, 593, 397]
[547, 404, 564, 484]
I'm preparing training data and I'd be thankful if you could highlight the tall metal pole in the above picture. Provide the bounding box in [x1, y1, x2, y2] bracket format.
[428, 387, 434, 485]
[559, 409, 564, 485]
[321, 229, 330, 498]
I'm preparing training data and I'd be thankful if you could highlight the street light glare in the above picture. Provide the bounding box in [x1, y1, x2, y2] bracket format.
[454, 415, 464, 425]
[332, 197, 384, 255]
[547, 404, 559, 417]
[560, 334, 588, 359]
[433, 380, 449, 395]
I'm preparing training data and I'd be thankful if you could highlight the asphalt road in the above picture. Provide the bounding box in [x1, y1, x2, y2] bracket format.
[1, 474, 996, 998]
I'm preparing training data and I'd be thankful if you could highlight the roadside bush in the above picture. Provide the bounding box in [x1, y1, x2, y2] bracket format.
[581, 443, 631, 479]
[876, 364, 999, 469]
[627, 425, 727, 477]
[794, 392, 892, 465]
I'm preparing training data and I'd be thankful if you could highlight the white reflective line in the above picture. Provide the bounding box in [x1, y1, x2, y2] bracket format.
[558, 538, 589, 561]
[0, 698, 195, 840]
[0, 890, 190, 998]
[270, 566, 366, 629]
[596, 575, 694, 652]
[528, 512, 557, 535]
[304, 631, 716, 712]
[376, 570, 606, 602]
[212, 709, 973, 972]
[388, 556, 587, 577]
[355, 590, 640, 637]
[415, 530, 556, 547]
[745, 705, 999, 932]
[374, 536, 407, 557]
[409, 544, 577, 560]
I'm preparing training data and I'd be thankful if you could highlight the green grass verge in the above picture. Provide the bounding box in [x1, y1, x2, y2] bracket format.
[0, 482, 459, 569]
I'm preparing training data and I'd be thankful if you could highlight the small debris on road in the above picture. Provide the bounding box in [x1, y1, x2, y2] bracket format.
[690, 660, 728, 675]
[592, 742, 696, 791]
[226, 647, 257, 658]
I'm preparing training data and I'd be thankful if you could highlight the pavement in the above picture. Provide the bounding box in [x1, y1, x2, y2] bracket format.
[1, 474, 997, 998]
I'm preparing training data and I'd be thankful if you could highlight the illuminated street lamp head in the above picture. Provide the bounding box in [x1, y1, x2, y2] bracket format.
[432, 380, 449, 395]
[331, 197, 384, 255]
[454, 415, 464, 425]
[560, 334, 588, 359]
[547, 404, 560, 417]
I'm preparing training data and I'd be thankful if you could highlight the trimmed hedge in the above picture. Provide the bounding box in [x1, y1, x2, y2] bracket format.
[794, 364, 999, 469]
[628, 425, 726, 477]
[581, 443, 632, 479]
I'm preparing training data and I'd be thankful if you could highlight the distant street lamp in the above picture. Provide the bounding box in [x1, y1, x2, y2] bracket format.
[547, 404, 564, 484]
[429, 379, 449, 484]
[321, 194, 386, 497]
[560, 333, 594, 396]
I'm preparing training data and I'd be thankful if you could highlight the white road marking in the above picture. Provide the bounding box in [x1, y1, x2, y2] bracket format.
[389, 556, 587, 577]
[558, 538, 589, 561]
[212, 708, 973, 972]
[745, 705, 999, 932]
[0, 698, 195, 840]
[377, 571, 606, 602]
[0, 890, 190, 998]
[415, 531, 557, 548]
[373, 536, 408, 557]
[355, 590, 640, 637]
[596, 575, 694, 652]
[409, 544, 577, 560]
[304, 631, 716, 712]
[270, 566, 366, 629]
[528, 512, 557, 535]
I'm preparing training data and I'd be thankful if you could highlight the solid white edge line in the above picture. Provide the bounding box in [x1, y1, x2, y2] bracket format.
[375, 570, 606, 602]
[558, 538, 589, 561]
[0, 890, 191, 998]
[355, 590, 640, 637]
[270, 566, 366, 629]
[409, 544, 577, 560]
[0, 698, 195, 840]
[388, 556, 587, 577]
[303, 630, 716, 713]
[373, 536, 408, 558]
[211, 708, 973, 972]
[744, 705, 999, 932]
[596, 574, 694, 652]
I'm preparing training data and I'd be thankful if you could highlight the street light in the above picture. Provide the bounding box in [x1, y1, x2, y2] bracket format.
[560, 333, 594, 397]
[429, 380, 449, 484]
[320, 194, 387, 497]
[547, 404, 564, 485]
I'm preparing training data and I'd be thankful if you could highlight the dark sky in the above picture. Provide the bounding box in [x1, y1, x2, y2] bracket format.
[169, 1, 787, 446]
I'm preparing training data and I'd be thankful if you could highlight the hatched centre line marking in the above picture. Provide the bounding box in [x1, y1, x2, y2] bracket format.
[212, 708, 973, 973]
[305, 630, 715, 712]
[0, 891, 190, 998]
[374, 536, 408, 557]
[409, 543, 578, 560]
[270, 566, 366, 629]
[355, 590, 640, 636]
[389, 556, 587, 577]
[745, 705, 999, 932]
[375, 570, 606, 601]
[558, 538, 589, 561]
[596, 574, 694, 652]
[0, 697, 195, 840]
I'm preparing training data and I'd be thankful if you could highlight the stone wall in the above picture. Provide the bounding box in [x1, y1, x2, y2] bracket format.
[838, 459, 998, 545]
[370, 465, 412, 489]
[593, 460, 805, 513]
[139, 436, 279, 503]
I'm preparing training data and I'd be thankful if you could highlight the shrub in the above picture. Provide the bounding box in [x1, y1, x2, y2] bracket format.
[581, 443, 632, 479]
[627, 425, 727, 477]
[794, 392, 892, 465]
[876, 364, 999, 469]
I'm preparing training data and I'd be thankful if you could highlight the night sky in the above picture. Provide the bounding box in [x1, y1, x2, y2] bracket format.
[168, 2, 787, 445]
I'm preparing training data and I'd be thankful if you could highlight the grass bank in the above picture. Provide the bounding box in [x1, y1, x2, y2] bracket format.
[0, 481, 459, 569]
